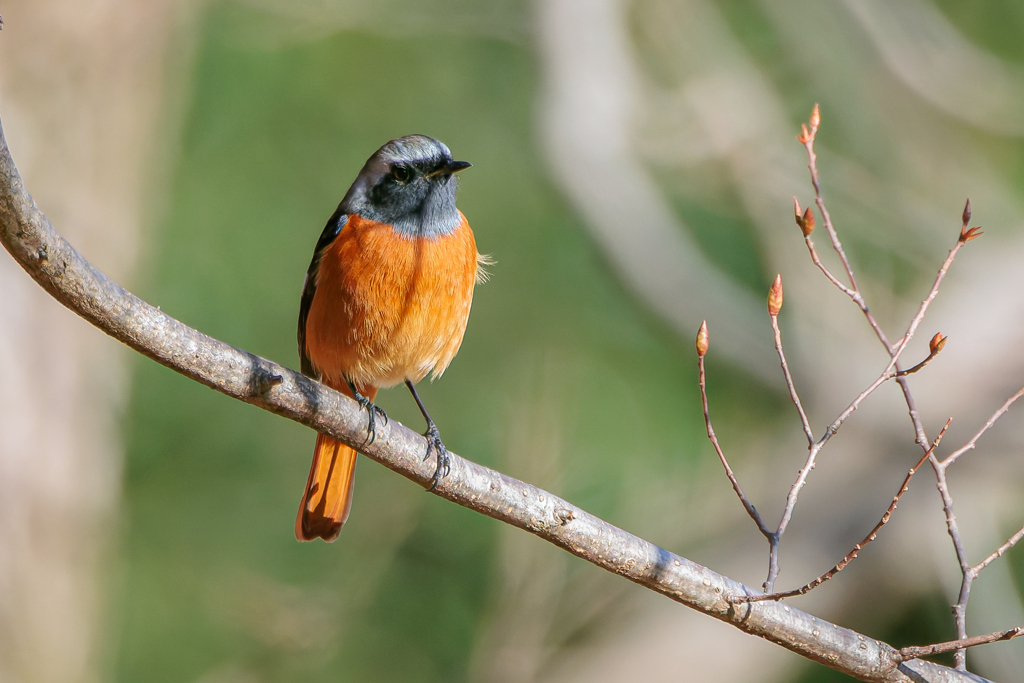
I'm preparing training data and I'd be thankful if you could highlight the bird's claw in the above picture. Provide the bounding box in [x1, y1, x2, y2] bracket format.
[423, 424, 450, 491]
[353, 392, 388, 445]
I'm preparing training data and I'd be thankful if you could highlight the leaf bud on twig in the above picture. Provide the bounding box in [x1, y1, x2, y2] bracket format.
[768, 275, 783, 316]
[696, 320, 709, 358]
[962, 198, 972, 226]
[810, 103, 821, 129]
[929, 333, 947, 355]
[960, 226, 983, 243]
[801, 207, 816, 236]
[793, 197, 802, 226]
[798, 124, 810, 144]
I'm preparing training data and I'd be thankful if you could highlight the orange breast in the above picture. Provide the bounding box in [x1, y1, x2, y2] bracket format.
[305, 212, 478, 389]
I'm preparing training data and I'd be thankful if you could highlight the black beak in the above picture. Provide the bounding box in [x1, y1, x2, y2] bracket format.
[428, 160, 472, 177]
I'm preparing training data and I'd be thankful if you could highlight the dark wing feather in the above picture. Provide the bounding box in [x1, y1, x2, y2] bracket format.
[297, 207, 348, 378]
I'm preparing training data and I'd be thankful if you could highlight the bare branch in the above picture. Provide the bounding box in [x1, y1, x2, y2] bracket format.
[768, 275, 814, 446]
[943, 387, 1024, 467]
[972, 524, 1024, 576]
[886, 238, 968, 368]
[801, 104, 861, 293]
[796, 106, 1005, 675]
[773, 358, 901, 546]
[697, 327, 773, 540]
[766, 320, 920, 592]
[895, 333, 947, 377]
[940, 465, 974, 670]
[802, 108, 970, 376]
[801, 228, 860, 299]
[939, 387, 1024, 669]
[898, 628, 1024, 661]
[795, 107, 958, 447]
[952, 514, 1024, 669]
[738, 421, 950, 604]
[798, 224, 902, 353]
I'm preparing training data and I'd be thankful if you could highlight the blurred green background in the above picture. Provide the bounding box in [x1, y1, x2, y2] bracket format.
[3, 0, 1024, 682]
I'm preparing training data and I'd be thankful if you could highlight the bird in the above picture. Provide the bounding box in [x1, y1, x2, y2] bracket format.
[295, 135, 486, 542]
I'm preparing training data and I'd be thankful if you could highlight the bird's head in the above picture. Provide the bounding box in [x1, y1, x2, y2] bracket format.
[340, 135, 471, 237]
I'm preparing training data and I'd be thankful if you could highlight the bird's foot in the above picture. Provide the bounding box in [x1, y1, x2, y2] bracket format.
[352, 389, 388, 445]
[423, 423, 450, 491]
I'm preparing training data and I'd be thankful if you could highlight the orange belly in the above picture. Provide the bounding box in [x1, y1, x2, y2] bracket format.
[304, 212, 478, 389]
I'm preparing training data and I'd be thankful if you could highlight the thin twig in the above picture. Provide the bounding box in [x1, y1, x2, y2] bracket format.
[801, 172, 930, 452]
[939, 388, 1024, 669]
[798, 110, 951, 443]
[698, 345, 773, 540]
[736, 421, 950, 604]
[764, 330, 926, 592]
[941, 465, 974, 671]
[798, 107, 1003, 673]
[801, 105, 859, 292]
[799, 110, 969, 667]
[942, 387, 1024, 467]
[801, 234, 857, 298]
[775, 371, 887, 519]
[771, 307, 814, 446]
[764, 340, 930, 592]
[951, 520, 1024, 669]
[784, 108, 967, 571]
[972, 524, 1024, 576]
[898, 627, 1024, 661]
[889, 203, 979, 447]
[895, 333, 946, 377]
[799, 233, 896, 345]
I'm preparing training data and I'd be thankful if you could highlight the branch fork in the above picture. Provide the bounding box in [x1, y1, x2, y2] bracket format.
[698, 104, 1024, 672]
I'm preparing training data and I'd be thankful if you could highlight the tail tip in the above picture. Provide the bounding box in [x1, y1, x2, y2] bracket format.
[295, 515, 343, 543]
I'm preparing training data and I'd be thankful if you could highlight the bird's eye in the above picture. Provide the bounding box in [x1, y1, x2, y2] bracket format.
[391, 165, 412, 183]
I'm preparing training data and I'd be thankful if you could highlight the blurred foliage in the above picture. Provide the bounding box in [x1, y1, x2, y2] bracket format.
[932, 0, 1024, 66]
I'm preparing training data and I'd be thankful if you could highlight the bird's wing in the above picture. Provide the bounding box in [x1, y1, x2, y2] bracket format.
[297, 208, 348, 378]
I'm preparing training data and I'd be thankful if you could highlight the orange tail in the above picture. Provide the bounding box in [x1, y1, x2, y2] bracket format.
[295, 385, 377, 542]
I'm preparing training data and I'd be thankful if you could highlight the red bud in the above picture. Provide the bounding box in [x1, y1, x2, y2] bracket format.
[929, 333, 947, 355]
[810, 104, 821, 129]
[960, 226, 983, 243]
[801, 207, 816, 236]
[962, 198, 972, 226]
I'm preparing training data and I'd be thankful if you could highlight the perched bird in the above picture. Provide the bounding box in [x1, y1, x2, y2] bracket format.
[295, 135, 485, 542]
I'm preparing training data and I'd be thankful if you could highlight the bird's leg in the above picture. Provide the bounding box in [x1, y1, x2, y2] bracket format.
[405, 379, 450, 490]
[346, 379, 387, 445]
